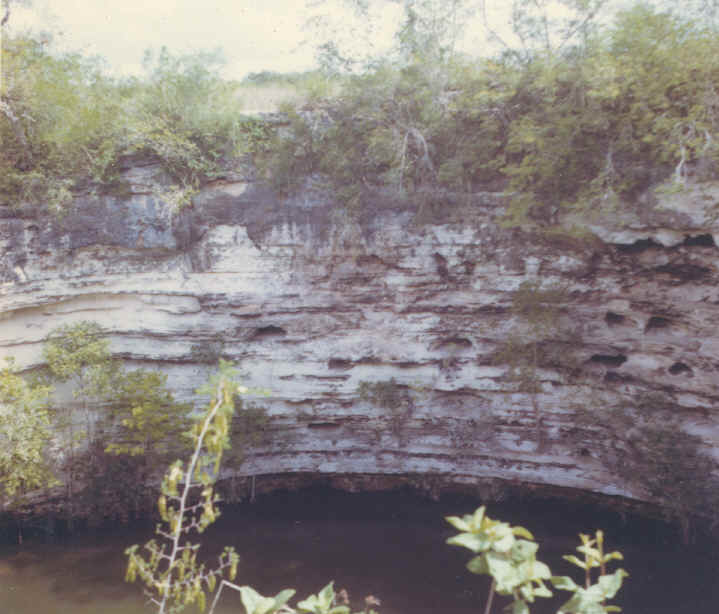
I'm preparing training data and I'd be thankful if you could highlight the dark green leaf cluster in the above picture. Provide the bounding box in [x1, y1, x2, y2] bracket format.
[0, 359, 56, 504]
[1, 39, 252, 212]
[4, 322, 195, 521]
[263, 5, 719, 227]
[224, 397, 271, 469]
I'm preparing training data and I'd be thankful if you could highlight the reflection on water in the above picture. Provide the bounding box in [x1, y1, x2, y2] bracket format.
[0, 538, 147, 614]
[1, 489, 718, 614]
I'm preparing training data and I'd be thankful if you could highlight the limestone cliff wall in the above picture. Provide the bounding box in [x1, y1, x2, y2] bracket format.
[2, 155, 719, 509]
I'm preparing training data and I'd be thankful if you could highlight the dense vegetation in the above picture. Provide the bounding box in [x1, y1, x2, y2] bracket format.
[0, 322, 269, 529]
[263, 1, 719, 227]
[2, 1, 719, 228]
[0, 40, 256, 212]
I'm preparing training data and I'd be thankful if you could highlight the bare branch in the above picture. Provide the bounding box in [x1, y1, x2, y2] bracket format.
[479, 0, 514, 54]
[556, 1, 609, 54]
[1, 0, 10, 27]
[398, 130, 409, 195]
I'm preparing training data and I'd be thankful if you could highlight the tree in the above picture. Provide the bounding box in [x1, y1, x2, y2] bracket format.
[41, 321, 116, 522]
[41, 321, 201, 523]
[104, 369, 193, 517]
[43, 321, 115, 444]
[0, 26, 125, 211]
[0, 360, 57, 508]
[1, 32, 250, 213]
[106, 369, 191, 460]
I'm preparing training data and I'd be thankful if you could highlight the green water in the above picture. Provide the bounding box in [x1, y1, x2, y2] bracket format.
[0, 535, 144, 614]
[1, 490, 717, 614]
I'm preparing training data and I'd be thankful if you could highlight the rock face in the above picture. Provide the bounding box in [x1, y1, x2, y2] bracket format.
[2, 154, 719, 512]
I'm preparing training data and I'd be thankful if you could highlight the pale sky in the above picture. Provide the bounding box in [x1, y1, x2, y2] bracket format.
[7, 0, 405, 79]
[5, 0, 651, 80]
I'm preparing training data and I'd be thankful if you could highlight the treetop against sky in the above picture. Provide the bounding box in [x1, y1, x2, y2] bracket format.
[4, 0, 692, 80]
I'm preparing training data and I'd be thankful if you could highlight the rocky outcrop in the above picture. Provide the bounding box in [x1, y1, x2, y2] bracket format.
[2, 153, 719, 513]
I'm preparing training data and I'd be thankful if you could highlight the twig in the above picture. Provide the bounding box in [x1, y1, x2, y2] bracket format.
[158, 385, 224, 614]
[208, 579, 243, 614]
[398, 131, 409, 195]
[483, 578, 496, 614]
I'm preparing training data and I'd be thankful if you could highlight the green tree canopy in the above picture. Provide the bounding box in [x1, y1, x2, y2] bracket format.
[0, 360, 57, 505]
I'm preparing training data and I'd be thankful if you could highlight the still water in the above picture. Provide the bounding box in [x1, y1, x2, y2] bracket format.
[1, 488, 717, 614]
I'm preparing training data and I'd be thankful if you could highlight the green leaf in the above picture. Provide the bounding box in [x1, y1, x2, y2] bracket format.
[551, 576, 579, 591]
[447, 533, 490, 553]
[298, 582, 336, 613]
[532, 582, 553, 599]
[492, 529, 516, 553]
[445, 515, 471, 532]
[466, 555, 489, 575]
[528, 560, 551, 581]
[563, 554, 586, 569]
[471, 506, 487, 529]
[597, 569, 629, 600]
[512, 526, 535, 540]
[509, 598, 529, 614]
[238, 586, 296, 614]
[239, 586, 269, 614]
[486, 552, 521, 594]
[511, 539, 538, 562]
[273, 589, 297, 611]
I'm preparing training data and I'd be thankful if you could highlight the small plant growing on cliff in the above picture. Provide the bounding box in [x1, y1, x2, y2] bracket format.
[125, 361, 241, 613]
[574, 392, 719, 543]
[494, 280, 570, 450]
[358, 378, 415, 444]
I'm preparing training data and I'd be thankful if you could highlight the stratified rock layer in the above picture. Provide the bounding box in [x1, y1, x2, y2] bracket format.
[2, 156, 719, 509]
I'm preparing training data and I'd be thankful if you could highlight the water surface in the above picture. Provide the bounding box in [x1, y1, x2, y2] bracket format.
[1, 489, 717, 614]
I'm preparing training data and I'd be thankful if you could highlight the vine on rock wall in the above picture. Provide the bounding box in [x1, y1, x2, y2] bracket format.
[493, 280, 572, 451]
[358, 378, 416, 445]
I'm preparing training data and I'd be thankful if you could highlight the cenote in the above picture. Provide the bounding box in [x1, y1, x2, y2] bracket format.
[1, 487, 717, 614]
